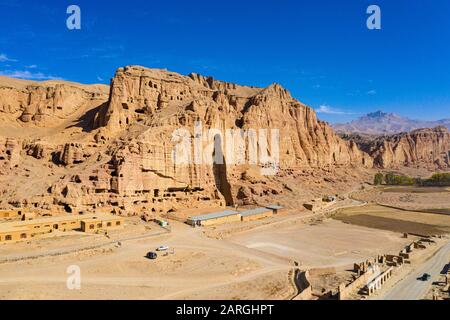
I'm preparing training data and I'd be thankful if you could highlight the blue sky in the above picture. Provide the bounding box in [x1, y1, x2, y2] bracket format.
[1, 0, 450, 123]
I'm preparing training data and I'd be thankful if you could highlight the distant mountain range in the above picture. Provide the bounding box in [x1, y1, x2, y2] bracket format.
[333, 110, 450, 135]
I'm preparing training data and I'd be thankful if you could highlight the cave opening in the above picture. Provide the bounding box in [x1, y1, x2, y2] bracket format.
[63, 204, 72, 213]
[212, 134, 234, 206]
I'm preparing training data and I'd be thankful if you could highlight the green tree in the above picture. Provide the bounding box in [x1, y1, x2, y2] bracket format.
[429, 173, 450, 186]
[374, 173, 384, 185]
[384, 172, 415, 185]
[385, 172, 396, 185]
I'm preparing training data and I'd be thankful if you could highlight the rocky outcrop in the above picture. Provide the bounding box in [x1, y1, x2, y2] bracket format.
[240, 83, 372, 168]
[0, 137, 21, 170]
[58, 143, 91, 166]
[25, 141, 53, 161]
[97, 66, 372, 169]
[6, 65, 449, 216]
[0, 76, 108, 126]
[367, 127, 450, 169]
[85, 66, 372, 211]
[13, 65, 450, 216]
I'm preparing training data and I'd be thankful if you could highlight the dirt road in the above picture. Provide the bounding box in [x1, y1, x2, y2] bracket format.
[375, 240, 450, 300]
[0, 221, 297, 299]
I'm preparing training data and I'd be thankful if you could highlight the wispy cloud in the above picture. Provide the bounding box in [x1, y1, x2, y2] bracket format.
[316, 105, 358, 115]
[0, 70, 63, 80]
[25, 64, 38, 69]
[0, 53, 17, 62]
[367, 89, 377, 95]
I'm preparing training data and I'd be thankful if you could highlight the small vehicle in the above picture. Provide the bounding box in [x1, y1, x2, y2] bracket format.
[156, 245, 169, 251]
[417, 273, 431, 281]
[146, 251, 157, 260]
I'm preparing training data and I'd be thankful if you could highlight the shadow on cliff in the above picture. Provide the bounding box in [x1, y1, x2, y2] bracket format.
[212, 134, 234, 206]
[66, 102, 107, 133]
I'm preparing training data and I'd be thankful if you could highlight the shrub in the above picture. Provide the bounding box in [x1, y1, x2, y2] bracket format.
[374, 173, 384, 185]
[428, 173, 450, 186]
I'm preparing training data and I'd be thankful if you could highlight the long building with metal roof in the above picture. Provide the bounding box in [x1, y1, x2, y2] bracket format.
[187, 209, 240, 227]
[265, 204, 285, 214]
[240, 207, 273, 222]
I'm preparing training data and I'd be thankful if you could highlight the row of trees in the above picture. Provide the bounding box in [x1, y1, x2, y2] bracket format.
[374, 172, 450, 186]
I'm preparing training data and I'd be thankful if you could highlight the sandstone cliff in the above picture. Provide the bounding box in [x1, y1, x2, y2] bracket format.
[84, 66, 372, 211]
[97, 66, 372, 168]
[0, 76, 109, 127]
[365, 127, 450, 169]
[8, 65, 444, 217]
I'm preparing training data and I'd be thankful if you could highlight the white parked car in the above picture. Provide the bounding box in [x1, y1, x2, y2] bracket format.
[156, 245, 169, 251]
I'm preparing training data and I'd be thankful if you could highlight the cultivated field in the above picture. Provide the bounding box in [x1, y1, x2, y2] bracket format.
[333, 205, 450, 236]
[354, 186, 450, 210]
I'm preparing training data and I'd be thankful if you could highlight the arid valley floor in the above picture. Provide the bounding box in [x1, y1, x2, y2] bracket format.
[0, 67, 450, 300]
[1, 184, 449, 300]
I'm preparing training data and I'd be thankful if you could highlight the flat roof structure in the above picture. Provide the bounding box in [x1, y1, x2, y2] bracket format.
[94, 215, 123, 222]
[0, 213, 125, 242]
[0, 214, 97, 231]
[188, 210, 239, 222]
[266, 205, 284, 210]
[240, 207, 272, 217]
[0, 225, 28, 233]
[0, 213, 122, 233]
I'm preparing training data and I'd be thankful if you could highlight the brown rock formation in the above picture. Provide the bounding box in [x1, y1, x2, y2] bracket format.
[0, 76, 108, 126]
[97, 66, 372, 168]
[58, 143, 91, 166]
[0, 137, 21, 169]
[11, 65, 450, 216]
[367, 127, 450, 169]
[85, 66, 372, 212]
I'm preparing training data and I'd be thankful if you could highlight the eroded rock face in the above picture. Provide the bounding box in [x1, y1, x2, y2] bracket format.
[97, 66, 372, 169]
[25, 141, 53, 160]
[3, 65, 447, 216]
[0, 87, 26, 115]
[367, 127, 450, 169]
[0, 137, 21, 169]
[240, 83, 372, 168]
[85, 66, 372, 212]
[59, 143, 91, 166]
[0, 76, 108, 126]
